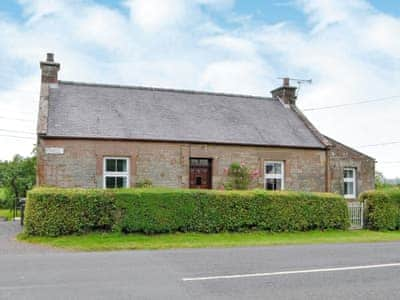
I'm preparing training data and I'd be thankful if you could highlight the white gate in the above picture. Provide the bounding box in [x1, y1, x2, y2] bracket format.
[348, 202, 364, 229]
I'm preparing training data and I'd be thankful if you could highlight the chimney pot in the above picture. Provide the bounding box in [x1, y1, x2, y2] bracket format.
[283, 77, 290, 87]
[40, 53, 60, 84]
[46, 53, 54, 62]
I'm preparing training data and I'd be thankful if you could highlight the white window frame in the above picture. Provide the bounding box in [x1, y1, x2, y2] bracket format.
[103, 157, 130, 189]
[264, 161, 285, 190]
[343, 167, 356, 199]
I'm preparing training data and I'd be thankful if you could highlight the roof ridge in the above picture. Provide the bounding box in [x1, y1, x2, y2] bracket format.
[58, 80, 274, 101]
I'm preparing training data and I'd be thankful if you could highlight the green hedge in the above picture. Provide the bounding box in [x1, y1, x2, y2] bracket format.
[25, 188, 349, 236]
[24, 188, 117, 236]
[361, 188, 400, 230]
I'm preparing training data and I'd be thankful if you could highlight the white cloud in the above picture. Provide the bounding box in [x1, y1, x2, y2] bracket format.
[124, 0, 189, 32]
[295, 0, 373, 32]
[200, 35, 257, 56]
[17, 0, 68, 23]
[0, 0, 399, 178]
[200, 60, 273, 95]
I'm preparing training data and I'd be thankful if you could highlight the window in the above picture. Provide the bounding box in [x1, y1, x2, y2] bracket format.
[103, 157, 129, 188]
[264, 161, 284, 190]
[343, 167, 356, 198]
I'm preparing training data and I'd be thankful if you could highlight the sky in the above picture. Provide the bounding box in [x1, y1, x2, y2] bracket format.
[0, 0, 399, 178]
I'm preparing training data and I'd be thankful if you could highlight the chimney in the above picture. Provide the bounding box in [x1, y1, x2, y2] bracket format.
[270, 77, 297, 106]
[40, 53, 60, 84]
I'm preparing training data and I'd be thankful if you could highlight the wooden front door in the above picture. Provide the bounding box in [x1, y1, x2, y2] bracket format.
[190, 158, 212, 189]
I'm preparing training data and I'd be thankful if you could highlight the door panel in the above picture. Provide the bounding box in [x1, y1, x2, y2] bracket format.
[190, 158, 212, 189]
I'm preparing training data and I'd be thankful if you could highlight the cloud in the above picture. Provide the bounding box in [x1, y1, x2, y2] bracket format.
[124, 0, 189, 32]
[200, 60, 273, 95]
[295, 0, 373, 32]
[0, 0, 399, 177]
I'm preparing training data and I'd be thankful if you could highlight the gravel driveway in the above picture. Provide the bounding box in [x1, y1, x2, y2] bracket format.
[0, 221, 58, 254]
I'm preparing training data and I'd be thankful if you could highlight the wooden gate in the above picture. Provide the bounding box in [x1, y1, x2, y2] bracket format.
[190, 158, 212, 189]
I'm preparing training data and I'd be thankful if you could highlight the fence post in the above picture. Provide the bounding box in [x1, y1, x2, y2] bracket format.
[360, 202, 364, 229]
[19, 198, 26, 226]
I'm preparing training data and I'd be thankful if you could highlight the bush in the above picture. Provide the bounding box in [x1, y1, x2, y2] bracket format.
[361, 188, 400, 230]
[25, 188, 349, 236]
[25, 188, 117, 236]
[0, 188, 9, 209]
[223, 162, 258, 190]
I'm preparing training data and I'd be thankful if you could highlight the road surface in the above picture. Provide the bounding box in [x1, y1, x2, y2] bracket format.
[1, 222, 400, 299]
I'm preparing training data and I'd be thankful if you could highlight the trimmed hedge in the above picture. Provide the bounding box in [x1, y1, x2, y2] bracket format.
[24, 188, 117, 236]
[25, 188, 349, 236]
[361, 188, 400, 230]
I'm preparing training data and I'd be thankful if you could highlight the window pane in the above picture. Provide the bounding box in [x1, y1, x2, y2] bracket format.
[266, 164, 273, 174]
[274, 163, 281, 174]
[105, 176, 115, 188]
[116, 177, 127, 188]
[265, 162, 282, 175]
[199, 159, 209, 166]
[106, 159, 116, 172]
[196, 177, 202, 185]
[117, 159, 127, 172]
[344, 169, 354, 178]
[344, 182, 354, 195]
[275, 179, 282, 190]
[265, 179, 282, 191]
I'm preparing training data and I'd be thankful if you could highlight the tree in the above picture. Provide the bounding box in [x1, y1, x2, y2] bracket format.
[0, 154, 36, 209]
[375, 171, 385, 189]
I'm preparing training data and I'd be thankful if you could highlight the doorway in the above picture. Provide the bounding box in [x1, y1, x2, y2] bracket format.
[189, 158, 212, 189]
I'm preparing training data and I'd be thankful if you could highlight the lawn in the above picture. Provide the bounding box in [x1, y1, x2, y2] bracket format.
[18, 230, 400, 252]
[0, 209, 19, 221]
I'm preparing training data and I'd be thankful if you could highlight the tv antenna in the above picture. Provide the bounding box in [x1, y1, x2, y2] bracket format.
[277, 77, 312, 97]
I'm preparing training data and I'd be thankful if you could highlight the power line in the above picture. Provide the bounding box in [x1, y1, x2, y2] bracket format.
[0, 84, 39, 94]
[379, 161, 400, 164]
[0, 89, 39, 95]
[0, 134, 36, 140]
[0, 116, 35, 122]
[0, 129, 35, 135]
[303, 95, 400, 111]
[358, 141, 400, 148]
[0, 109, 36, 116]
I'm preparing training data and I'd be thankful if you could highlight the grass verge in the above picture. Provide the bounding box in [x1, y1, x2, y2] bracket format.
[0, 209, 19, 221]
[17, 230, 400, 252]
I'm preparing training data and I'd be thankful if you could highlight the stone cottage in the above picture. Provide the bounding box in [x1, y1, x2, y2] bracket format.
[37, 53, 375, 199]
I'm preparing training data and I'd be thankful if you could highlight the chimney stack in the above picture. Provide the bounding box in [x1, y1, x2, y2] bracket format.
[270, 77, 297, 106]
[40, 53, 60, 84]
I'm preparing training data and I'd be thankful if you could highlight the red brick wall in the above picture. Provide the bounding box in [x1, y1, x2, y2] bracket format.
[37, 138, 327, 192]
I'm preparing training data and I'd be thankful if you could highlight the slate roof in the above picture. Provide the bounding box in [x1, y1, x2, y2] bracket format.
[45, 81, 325, 149]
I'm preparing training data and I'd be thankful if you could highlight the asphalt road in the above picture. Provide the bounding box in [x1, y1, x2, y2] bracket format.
[1, 223, 400, 299]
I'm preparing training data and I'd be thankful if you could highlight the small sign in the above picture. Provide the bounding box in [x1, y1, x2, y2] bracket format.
[45, 147, 64, 155]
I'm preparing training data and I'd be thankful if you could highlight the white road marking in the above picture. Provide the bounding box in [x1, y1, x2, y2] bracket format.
[182, 262, 400, 281]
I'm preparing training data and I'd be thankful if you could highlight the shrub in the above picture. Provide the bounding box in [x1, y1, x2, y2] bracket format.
[223, 162, 259, 190]
[25, 187, 349, 236]
[25, 188, 116, 236]
[0, 188, 11, 209]
[361, 188, 400, 230]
